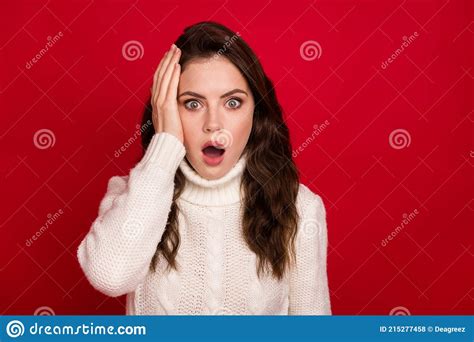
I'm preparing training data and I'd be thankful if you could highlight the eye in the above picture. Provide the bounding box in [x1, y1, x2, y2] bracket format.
[226, 97, 242, 109]
[184, 100, 202, 111]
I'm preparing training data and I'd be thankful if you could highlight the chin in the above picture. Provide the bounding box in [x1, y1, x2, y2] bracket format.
[202, 161, 230, 178]
[202, 166, 226, 179]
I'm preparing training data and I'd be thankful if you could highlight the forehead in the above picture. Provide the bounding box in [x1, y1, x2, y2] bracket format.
[179, 56, 249, 95]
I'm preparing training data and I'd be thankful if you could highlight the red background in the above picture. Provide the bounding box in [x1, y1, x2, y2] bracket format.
[0, 0, 472, 315]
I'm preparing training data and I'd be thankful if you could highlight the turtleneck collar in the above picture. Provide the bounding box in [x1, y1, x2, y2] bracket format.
[178, 153, 247, 206]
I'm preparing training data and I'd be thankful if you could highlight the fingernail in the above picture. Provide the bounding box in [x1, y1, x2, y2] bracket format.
[171, 44, 176, 50]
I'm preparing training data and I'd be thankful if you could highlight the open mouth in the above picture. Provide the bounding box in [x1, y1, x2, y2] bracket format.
[202, 145, 226, 157]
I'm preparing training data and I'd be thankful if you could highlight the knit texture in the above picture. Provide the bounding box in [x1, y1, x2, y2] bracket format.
[77, 132, 331, 315]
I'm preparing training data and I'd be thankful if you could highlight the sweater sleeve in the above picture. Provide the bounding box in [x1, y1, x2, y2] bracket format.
[288, 192, 332, 315]
[77, 132, 186, 298]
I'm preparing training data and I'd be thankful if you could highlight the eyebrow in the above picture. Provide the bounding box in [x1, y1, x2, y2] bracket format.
[177, 88, 248, 99]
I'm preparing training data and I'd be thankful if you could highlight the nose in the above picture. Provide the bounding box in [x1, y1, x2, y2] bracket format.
[203, 106, 222, 133]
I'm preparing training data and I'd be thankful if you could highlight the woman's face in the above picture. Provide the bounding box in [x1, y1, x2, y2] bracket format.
[177, 56, 254, 180]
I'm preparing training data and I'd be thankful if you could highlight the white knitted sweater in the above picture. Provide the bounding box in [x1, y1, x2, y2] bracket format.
[77, 132, 331, 315]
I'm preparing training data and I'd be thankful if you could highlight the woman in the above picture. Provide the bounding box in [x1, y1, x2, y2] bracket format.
[77, 21, 331, 315]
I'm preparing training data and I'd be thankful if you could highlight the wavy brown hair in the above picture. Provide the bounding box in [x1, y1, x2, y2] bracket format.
[140, 21, 300, 281]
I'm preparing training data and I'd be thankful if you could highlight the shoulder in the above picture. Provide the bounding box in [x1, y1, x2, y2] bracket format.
[295, 183, 328, 238]
[294, 183, 329, 251]
[296, 183, 326, 217]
